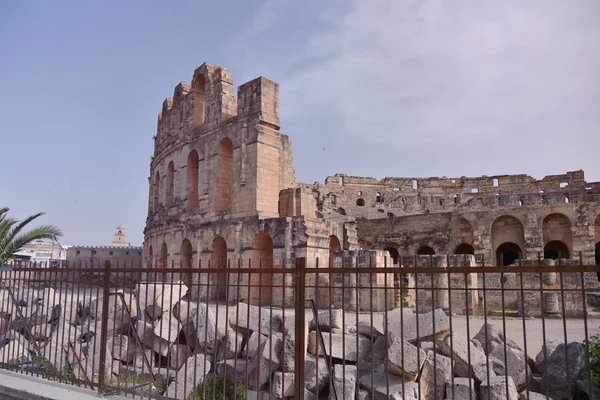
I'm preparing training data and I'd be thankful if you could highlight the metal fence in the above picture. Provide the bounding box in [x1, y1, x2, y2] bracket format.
[0, 256, 599, 399]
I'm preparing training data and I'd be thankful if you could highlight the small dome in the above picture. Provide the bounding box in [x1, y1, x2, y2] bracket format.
[116, 224, 125, 229]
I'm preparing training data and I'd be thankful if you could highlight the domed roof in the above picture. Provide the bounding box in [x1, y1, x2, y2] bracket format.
[116, 224, 125, 229]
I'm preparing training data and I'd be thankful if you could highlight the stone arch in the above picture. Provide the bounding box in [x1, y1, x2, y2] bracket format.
[167, 161, 175, 205]
[356, 198, 365, 206]
[147, 244, 153, 269]
[186, 150, 199, 207]
[542, 213, 572, 259]
[158, 242, 168, 282]
[491, 215, 525, 266]
[417, 246, 435, 256]
[192, 74, 206, 127]
[153, 171, 160, 212]
[180, 239, 193, 287]
[250, 233, 273, 306]
[595, 241, 600, 265]
[455, 243, 475, 255]
[329, 235, 341, 260]
[450, 218, 474, 250]
[496, 242, 522, 266]
[386, 247, 400, 265]
[544, 240, 570, 260]
[216, 138, 233, 211]
[212, 236, 228, 301]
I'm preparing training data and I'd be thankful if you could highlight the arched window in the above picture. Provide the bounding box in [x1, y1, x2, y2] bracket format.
[491, 215, 525, 266]
[251, 233, 274, 306]
[212, 236, 228, 301]
[193, 74, 206, 127]
[455, 244, 475, 255]
[376, 192, 382, 203]
[153, 171, 160, 212]
[167, 161, 175, 205]
[386, 247, 400, 265]
[542, 213, 572, 259]
[544, 241, 570, 260]
[329, 235, 341, 266]
[181, 239, 193, 287]
[496, 242, 521, 266]
[186, 150, 199, 207]
[417, 246, 435, 256]
[356, 198, 365, 207]
[147, 245, 153, 269]
[217, 138, 233, 211]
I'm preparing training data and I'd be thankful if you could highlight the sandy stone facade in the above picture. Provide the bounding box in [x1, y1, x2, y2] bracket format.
[144, 62, 600, 311]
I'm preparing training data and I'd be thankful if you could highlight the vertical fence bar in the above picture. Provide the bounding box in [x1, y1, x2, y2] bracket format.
[294, 257, 306, 400]
[97, 260, 111, 394]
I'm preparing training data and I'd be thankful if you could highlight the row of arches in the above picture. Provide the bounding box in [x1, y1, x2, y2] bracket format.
[151, 138, 234, 212]
[382, 212, 596, 266]
[146, 232, 274, 305]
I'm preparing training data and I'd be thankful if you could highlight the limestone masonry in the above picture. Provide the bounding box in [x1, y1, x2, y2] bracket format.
[143, 62, 600, 311]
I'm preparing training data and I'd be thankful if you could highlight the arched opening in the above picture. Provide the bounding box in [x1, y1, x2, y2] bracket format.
[386, 247, 400, 265]
[192, 74, 205, 127]
[329, 235, 341, 263]
[542, 213, 572, 259]
[450, 218, 474, 253]
[376, 192, 382, 203]
[455, 243, 475, 255]
[496, 242, 522, 266]
[159, 242, 168, 282]
[153, 171, 160, 212]
[356, 198, 365, 206]
[167, 161, 175, 206]
[180, 239, 193, 287]
[544, 241, 570, 260]
[337, 207, 346, 216]
[186, 150, 199, 207]
[491, 215, 525, 266]
[417, 246, 435, 256]
[250, 233, 273, 306]
[212, 237, 228, 301]
[217, 138, 233, 211]
[147, 245, 153, 269]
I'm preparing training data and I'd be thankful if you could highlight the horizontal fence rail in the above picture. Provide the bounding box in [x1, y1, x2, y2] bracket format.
[0, 257, 599, 399]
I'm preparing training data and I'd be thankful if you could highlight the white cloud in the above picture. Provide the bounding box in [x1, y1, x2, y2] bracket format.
[229, 0, 600, 182]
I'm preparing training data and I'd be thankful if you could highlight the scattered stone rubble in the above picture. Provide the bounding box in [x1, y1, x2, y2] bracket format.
[0, 283, 590, 399]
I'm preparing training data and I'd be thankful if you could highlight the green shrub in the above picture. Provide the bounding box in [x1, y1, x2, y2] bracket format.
[187, 374, 246, 400]
[574, 334, 600, 399]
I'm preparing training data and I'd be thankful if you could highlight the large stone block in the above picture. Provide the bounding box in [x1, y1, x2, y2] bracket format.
[176, 300, 225, 353]
[310, 309, 343, 332]
[490, 344, 531, 391]
[387, 338, 426, 380]
[534, 339, 559, 375]
[473, 323, 521, 355]
[385, 308, 449, 343]
[359, 372, 420, 400]
[445, 378, 476, 400]
[165, 353, 211, 400]
[271, 371, 295, 398]
[480, 376, 518, 400]
[439, 332, 492, 382]
[304, 354, 329, 394]
[329, 364, 357, 400]
[542, 342, 586, 400]
[420, 350, 453, 400]
[308, 331, 371, 362]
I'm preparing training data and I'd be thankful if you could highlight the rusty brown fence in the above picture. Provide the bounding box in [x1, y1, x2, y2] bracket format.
[1, 256, 599, 400]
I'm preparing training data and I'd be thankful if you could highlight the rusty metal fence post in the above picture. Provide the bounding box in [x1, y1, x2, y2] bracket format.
[97, 260, 111, 394]
[295, 257, 306, 400]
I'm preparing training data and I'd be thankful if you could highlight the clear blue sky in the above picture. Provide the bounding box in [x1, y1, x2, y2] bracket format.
[1, 1, 599, 246]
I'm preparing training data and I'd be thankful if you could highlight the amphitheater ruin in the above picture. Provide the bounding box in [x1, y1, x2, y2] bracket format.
[143, 62, 600, 315]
